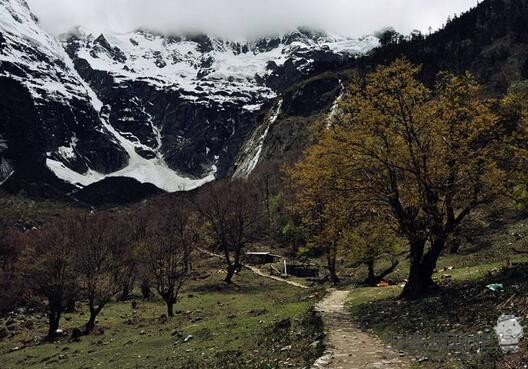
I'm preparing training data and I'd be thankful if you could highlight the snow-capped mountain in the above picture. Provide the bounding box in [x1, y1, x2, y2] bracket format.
[63, 27, 377, 108]
[0, 0, 127, 187]
[0, 0, 378, 196]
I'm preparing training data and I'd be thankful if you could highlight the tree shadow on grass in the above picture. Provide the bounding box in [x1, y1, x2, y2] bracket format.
[353, 264, 528, 368]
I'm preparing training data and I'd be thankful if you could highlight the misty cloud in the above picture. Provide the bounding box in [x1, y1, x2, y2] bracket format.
[26, 0, 479, 39]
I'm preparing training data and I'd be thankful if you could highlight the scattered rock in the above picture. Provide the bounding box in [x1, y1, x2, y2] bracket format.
[0, 327, 8, 340]
[247, 309, 267, 317]
[171, 330, 184, 338]
[5, 318, 16, 327]
[184, 335, 193, 342]
[486, 283, 504, 292]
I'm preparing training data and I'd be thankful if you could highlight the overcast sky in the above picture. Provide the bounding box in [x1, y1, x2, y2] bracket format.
[26, 0, 480, 39]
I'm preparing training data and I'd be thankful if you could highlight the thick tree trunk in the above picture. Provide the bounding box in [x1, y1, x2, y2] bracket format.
[84, 303, 103, 335]
[328, 265, 340, 284]
[141, 280, 151, 300]
[449, 239, 461, 254]
[225, 264, 236, 284]
[364, 260, 378, 286]
[224, 246, 242, 284]
[401, 237, 445, 300]
[166, 300, 174, 317]
[120, 288, 130, 301]
[120, 275, 135, 301]
[401, 261, 434, 299]
[327, 245, 340, 285]
[364, 256, 399, 286]
[65, 296, 76, 313]
[84, 312, 97, 334]
[46, 310, 61, 341]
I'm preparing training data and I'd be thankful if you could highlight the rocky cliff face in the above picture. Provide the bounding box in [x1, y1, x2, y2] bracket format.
[0, 134, 12, 185]
[0, 0, 134, 197]
[247, 71, 350, 173]
[0, 0, 379, 197]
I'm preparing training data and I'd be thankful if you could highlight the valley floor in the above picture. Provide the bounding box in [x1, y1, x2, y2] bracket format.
[2, 202, 528, 369]
[0, 258, 324, 369]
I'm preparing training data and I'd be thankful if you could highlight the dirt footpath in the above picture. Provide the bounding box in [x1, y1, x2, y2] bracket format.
[311, 289, 410, 369]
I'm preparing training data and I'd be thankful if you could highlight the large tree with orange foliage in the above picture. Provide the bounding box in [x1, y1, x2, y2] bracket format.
[291, 59, 519, 299]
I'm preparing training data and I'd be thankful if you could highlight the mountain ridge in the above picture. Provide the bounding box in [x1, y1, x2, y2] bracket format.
[0, 0, 378, 197]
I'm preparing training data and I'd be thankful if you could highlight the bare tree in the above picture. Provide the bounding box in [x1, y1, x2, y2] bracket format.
[126, 208, 151, 301]
[116, 215, 147, 301]
[0, 225, 26, 313]
[142, 199, 195, 317]
[252, 160, 283, 226]
[193, 179, 262, 284]
[118, 258, 137, 301]
[74, 213, 129, 334]
[25, 217, 78, 341]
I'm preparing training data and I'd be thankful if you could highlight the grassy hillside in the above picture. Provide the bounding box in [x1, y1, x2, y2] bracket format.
[0, 257, 324, 369]
[344, 208, 528, 369]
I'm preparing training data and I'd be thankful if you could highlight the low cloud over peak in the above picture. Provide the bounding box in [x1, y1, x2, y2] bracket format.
[26, 0, 479, 39]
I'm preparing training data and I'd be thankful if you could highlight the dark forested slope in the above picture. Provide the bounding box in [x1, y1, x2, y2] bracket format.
[256, 0, 528, 170]
[356, 0, 528, 92]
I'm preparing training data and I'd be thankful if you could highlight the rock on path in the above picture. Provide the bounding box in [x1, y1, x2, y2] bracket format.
[312, 289, 410, 369]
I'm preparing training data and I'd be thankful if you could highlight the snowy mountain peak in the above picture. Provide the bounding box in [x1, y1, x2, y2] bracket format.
[62, 27, 378, 107]
[0, 0, 87, 102]
[0, 0, 378, 196]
